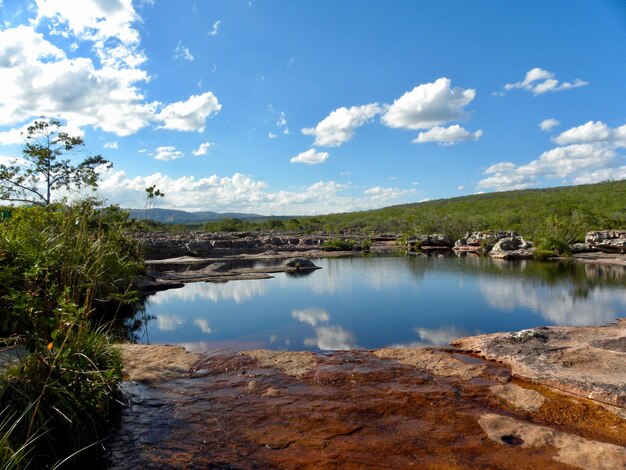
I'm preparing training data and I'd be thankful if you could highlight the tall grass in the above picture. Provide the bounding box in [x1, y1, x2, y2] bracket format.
[0, 201, 143, 468]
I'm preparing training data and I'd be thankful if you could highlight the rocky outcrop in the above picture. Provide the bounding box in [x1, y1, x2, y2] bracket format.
[489, 236, 534, 259]
[586, 230, 626, 254]
[136, 231, 330, 259]
[283, 258, 320, 271]
[407, 233, 453, 250]
[454, 231, 519, 253]
[453, 318, 626, 408]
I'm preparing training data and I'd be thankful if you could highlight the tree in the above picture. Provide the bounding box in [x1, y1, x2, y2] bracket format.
[0, 118, 111, 206]
[144, 184, 165, 219]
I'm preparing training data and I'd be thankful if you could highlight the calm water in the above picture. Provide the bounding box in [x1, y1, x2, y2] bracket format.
[135, 255, 626, 353]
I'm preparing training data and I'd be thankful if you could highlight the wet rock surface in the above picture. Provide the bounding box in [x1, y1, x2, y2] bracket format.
[109, 343, 626, 469]
[453, 319, 626, 408]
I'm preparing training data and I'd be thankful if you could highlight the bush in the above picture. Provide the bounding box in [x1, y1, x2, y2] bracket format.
[322, 239, 356, 251]
[0, 201, 141, 467]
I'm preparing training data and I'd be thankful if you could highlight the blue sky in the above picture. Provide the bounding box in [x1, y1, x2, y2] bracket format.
[0, 1, 624, 215]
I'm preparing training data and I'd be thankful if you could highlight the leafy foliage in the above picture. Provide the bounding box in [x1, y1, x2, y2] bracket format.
[0, 119, 110, 206]
[0, 201, 143, 468]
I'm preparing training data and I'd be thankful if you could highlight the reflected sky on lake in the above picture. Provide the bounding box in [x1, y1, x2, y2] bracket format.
[136, 256, 626, 352]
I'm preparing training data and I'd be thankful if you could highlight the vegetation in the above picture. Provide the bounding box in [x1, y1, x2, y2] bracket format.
[0, 120, 110, 207]
[0, 201, 144, 467]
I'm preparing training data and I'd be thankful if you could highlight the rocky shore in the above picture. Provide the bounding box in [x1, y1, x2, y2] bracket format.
[109, 319, 626, 469]
[133, 230, 626, 293]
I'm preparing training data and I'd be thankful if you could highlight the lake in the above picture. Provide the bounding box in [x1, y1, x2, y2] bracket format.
[134, 255, 626, 353]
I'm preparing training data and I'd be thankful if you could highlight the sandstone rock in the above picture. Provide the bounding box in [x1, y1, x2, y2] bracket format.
[585, 230, 626, 254]
[283, 258, 319, 270]
[489, 236, 534, 259]
[453, 319, 626, 408]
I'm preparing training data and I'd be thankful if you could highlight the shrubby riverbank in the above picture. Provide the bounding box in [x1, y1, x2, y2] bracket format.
[0, 202, 144, 468]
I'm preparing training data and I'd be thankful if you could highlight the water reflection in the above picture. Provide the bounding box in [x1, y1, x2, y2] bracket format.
[291, 308, 358, 350]
[304, 326, 358, 351]
[479, 279, 626, 326]
[134, 256, 626, 352]
[148, 279, 268, 305]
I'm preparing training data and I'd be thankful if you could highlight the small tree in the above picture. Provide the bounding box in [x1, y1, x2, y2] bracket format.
[0, 118, 111, 206]
[144, 185, 164, 220]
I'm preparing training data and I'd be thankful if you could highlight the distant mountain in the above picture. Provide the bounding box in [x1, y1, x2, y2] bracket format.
[128, 208, 266, 224]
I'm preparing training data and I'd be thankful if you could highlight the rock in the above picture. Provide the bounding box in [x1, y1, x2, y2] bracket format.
[585, 230, 626, 254]
[453, 318, 626, 408]
[283, 258, 319, 270]
[570, 242, 594, 254]
[453, 231, 518, 252]
[489, 236, 534, 259]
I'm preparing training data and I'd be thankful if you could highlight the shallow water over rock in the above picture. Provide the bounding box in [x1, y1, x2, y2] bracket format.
[108, 346, 626, 469]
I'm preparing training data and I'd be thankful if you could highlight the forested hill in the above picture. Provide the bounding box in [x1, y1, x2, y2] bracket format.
[303, 180, 626, 239]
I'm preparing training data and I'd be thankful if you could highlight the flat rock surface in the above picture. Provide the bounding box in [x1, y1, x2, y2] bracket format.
[109, 344, 625, 469]
[452, 319, 626, 408]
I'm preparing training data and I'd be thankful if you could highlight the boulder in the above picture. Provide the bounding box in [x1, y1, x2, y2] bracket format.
[585, 230, 626, 254]
[489, 236, 534, 260]
[283, 258, 320, 270]
[455, 231, 518, 249]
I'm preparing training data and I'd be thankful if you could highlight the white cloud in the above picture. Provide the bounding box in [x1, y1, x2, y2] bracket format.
[96, 169, 417, 215]
[479, 120, 626, 191]
[103, 141, 118, 149]
[153, 146, 184, 161]
[478, 143, 616, 191]
[539, 118, 560, 132]
[415, 326, 470, 346]
[503, 68, 587, 95]
[413, 124, 482, 145]
[209, 20, 221, 36]
[302, 103, 381, 147]
[174, 41, 194, 61]
[573, 166, 626, 185]
[304, 326, 357, 350]
[291, 308, 330, 326]
[154, 92, 222, 132]
[268, 132, 277, 139]
[35, 0, 144, 69]
[457, 185, 464, 190]
[192, 142, 213, 156]
[193, 318, 212, 334]
[553, 121, 615, 145]
[290, 149, 330, 165]
[381, 78, 475, 130]
[0, 5, 221, 138]
[157, 314, 184, 331]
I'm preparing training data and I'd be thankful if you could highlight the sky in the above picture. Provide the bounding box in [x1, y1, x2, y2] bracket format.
[0, 0, 624, 215]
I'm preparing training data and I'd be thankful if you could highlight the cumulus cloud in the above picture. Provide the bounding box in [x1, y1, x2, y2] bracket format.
[304, 326, 357, 350]
[157, 314, 184, 331]
[153, 146, 184, 161]
[154, 92, 222, 132]
[174, 41, 194, 61]
[193, 318, 212, 334]
[479, 120, 626, 191]
[413, 125, 482, 145]
[302, 103, 381, 147]
[290, 149, 330, 165]
[292, 308, 330, 326]
[381, 78, 476, 130]
[103, 141, 118, 149]
[573, 166, 626, 185]
[553, 121, 618, 145]
[95, 169, 417, 215]
[539, 118, 560, 132]
[192, 142, 213, 156]
[0, 4, 222, 137]
[503, 68, 587, 95]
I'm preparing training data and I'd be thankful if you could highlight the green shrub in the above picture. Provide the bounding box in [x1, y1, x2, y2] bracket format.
[322, 239, 356, 251]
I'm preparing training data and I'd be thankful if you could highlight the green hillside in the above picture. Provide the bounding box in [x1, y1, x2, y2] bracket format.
[298, 180, 626, 242]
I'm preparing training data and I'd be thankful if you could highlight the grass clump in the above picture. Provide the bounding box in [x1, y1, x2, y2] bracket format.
[0, 201, 143, 468]
[322, 238, 356, 251]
